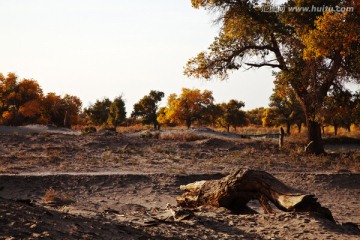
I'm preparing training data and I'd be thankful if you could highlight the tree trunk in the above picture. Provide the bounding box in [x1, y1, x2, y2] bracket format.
[322, 125, 325, 135]
[286, 122, 291, 135]
[306, 120, 325, 155]
[177, 169, 334, 222]
[64, 110, 71, 129]
[227, 124, 230, 133]
[334, 125, 338, 136]
[297, 122, 302, 133]
[186, 119, 191, 129]
[346, 124, 351, 132]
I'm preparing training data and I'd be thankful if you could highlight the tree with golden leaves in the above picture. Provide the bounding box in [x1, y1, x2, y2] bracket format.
[158, 88, 214, 129]
[0, 73, 43, 125]
[185, 0, 359, 154]
[40, 93, 82, 128]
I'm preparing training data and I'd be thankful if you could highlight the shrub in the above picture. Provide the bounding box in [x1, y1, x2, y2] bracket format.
[82, 126, 97, 134]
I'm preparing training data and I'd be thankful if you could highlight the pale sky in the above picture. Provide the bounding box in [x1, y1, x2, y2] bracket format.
[0, 0, 276, 114]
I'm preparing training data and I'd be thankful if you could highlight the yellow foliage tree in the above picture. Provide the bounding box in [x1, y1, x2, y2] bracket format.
[302, 11, 360, 60]
[184, 1, 359, 154]
[0, 72, 82, 127]
[19, 100, 41, 118]
[158, 88, 214, 128]
[0, 73, 43, 125]
[40, 93, 82, 128]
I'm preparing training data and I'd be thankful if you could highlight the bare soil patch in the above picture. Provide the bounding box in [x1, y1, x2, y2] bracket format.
[0, 126, 359, 239]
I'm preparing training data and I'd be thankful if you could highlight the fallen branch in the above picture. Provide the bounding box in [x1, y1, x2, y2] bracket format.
[177, 169, 334, 222]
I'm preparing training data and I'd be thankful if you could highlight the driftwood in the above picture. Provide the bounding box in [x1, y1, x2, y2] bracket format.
[177, 169, 334, 222]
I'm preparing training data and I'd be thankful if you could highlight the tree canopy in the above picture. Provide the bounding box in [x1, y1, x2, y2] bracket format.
[218, 99, 248, 132]
[268, 79, 305, 134]
[85, 97, 126, 128]
[0, 73, 82, 127]
[322, 87, 358, 135]
[184, 0, 360, 154]
[0, 73, 43, 125]
[157, 88, 214, 129]
[108, 96, 127, 128]
[132, 90, 164, 129]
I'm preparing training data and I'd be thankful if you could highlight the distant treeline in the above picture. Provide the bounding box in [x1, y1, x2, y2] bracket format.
[1, 72, 359, 134]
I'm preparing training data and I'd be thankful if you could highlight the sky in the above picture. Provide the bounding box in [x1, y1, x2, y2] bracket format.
[0, 0, 277, 114]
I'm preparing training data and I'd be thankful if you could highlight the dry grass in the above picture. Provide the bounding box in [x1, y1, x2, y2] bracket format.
[116, 124, 151, 134]
[43, 188, 73, 205]
[0, 125, 359, 174]
[159, 132, 207, 142]
[234, 126, 280, 135]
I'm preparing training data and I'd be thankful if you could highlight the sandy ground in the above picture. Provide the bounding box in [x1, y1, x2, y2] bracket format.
[0, 125, 359, 239]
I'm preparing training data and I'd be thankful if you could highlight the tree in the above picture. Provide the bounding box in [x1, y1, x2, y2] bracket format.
[202, 103, 224, 128]
[84, 98, 112, 125]
[269, 80, 305, 134]
[246, 107, 266, 126]
[184, 1, 359, 154]
[107, 96, 126, 128]
[62, 94, 82, 128]
[40, 93, 64, 126]
[131, 90, 164, 129]
[218, 99, 247, 132]
[354, 91, 360, 126]
[157, 107, 172, 126]
[0, 73, 43, 125]
[0, 73, 17, 115]
[40, 93, 82, 128]
[262, 108, 277, 128]
[0, 72, 82, 127]
[342, 91, 359, 132]
[322, 87, 354, 135]
[159, 88, 214, 129]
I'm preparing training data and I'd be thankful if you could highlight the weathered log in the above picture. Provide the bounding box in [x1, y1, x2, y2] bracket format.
[177, 169, 334, 222]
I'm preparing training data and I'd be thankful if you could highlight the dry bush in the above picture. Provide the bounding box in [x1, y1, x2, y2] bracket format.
[159, 132, 207, 142]
[140, 131, 160, 139]
[116, 124, 150, 133]
[43, 188, 73, 205]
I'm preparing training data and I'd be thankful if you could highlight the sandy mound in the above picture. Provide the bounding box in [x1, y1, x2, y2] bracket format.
[0, 124, 80, 135]
[196, 138, 235, 149]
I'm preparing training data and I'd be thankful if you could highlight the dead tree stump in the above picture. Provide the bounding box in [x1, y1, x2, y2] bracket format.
[177, 169, 334, 222]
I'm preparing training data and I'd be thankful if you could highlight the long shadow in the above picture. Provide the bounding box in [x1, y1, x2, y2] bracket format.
[0, 198, 173, 240]
[194, 214, 263, 239]
[307, 212, 360, 236]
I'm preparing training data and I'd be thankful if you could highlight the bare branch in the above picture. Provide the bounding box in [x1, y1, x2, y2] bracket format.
[245, 62, 282, 68]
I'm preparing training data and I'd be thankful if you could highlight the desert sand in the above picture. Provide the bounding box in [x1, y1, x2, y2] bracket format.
[0, 125, 359, 239]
